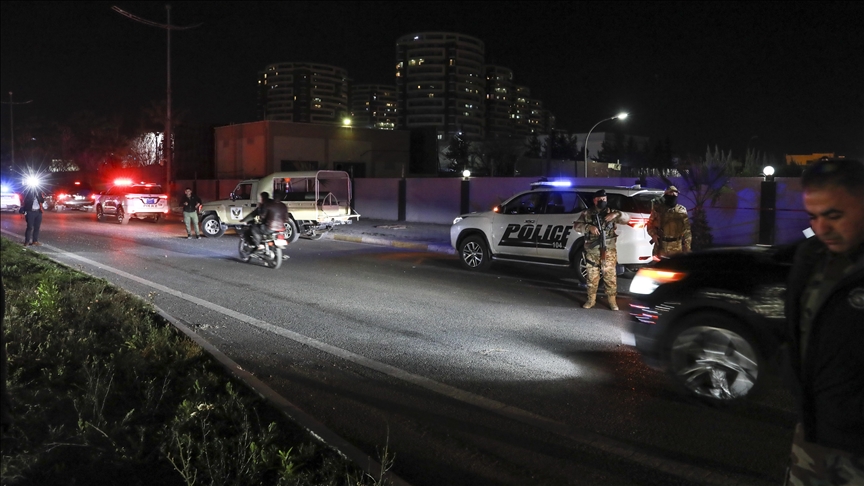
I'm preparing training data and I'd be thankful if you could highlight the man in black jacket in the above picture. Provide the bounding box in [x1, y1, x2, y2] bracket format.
[19, 189, 46, 246]
[241, 192, 287, 249]
[783, 158, 864, 485]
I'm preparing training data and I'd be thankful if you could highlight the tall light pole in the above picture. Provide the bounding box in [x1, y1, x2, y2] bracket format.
[2, 91, 33, 173]
[112, 5, 200, 189]
[584, 112, 628, 177]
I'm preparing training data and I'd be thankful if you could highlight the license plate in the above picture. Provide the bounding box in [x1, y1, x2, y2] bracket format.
[274, 240, 287, 248]
[143, 204, 157, 208]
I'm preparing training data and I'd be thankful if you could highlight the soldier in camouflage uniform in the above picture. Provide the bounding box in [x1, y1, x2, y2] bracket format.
[574, 189, 629, 310]
[647, 185, 691, 258]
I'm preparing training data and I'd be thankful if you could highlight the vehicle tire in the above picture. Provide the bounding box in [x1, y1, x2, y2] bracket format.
[150, 214, 161, 223]
[96, 205, 105, 222]
[201, 215, 225, 238]
[238, 237, 253, 262]
[666, 312, 762, 405]
[117, 206, 130, 225]
[570, 241, 588, 284]
[263, 246, 283, 269]
[284, 218, 300, 243]
[458, 235, 492, 271]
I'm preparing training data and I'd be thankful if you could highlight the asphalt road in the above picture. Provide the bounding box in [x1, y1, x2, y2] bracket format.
[1, 210, 797, 486]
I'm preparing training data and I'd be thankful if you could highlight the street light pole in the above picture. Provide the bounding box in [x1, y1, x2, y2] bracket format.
[112, 5, 200, 190]
[2, 91, 33, 173]
[583, 112, 628, 178]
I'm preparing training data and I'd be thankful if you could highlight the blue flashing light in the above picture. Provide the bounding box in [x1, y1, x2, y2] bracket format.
[531, 179, 572, 188]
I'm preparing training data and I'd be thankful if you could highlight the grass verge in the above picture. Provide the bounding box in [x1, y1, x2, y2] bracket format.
[0, 237, 392, 485]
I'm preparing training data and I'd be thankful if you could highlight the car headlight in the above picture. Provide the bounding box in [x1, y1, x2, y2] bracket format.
[453, 216, 463, 225]
[629, 268, 687, 295]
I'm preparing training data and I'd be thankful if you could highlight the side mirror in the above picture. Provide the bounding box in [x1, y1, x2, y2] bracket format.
[229, 193, 236, 201]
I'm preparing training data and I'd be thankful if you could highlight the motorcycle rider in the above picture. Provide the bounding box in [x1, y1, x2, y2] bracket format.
[241, 192, 287, 250]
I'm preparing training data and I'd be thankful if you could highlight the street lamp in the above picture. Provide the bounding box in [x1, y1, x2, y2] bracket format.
[584, 112, 628, 177]
[112, 5, 201, 190]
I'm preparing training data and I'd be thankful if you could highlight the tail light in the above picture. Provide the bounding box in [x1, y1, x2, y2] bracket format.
[628, 217, 648, 229]
[629, 268, 688, 295]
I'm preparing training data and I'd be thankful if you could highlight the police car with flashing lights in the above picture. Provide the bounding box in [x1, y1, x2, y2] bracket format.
[94, 180, 169, 224]
[450, 181, 665, 282]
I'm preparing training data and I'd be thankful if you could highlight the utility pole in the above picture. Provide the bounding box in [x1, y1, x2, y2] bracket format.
[1, 91, 33, 173]
[112, 5, 200, 190]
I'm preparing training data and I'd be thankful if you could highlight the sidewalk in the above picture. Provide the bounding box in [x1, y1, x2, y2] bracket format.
[322, 219, 455, 255]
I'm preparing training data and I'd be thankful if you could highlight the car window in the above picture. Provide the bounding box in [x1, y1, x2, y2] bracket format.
[129, 185, 164, 194]
[545, 191, 586, 214]
[501, 192, 544, 215]
[577, 191, 658, 214]
[233, 183, 252, 200]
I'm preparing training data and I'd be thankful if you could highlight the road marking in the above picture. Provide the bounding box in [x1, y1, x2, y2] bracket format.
[2, 230, 768, 486]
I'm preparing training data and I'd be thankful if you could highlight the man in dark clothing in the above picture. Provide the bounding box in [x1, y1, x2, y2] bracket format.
[180, 187, 203, 239]
[783, 158, 864, 486]
[19, 189, 46, 246]
[242, 192, 287, 249]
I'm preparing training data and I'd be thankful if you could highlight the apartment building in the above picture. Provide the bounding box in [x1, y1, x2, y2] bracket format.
[258, 62, 351, 125]
[350, 84, 398, 130]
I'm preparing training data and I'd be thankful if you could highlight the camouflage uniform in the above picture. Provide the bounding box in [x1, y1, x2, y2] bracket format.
[647, 194, 691, 258]
[574, 206, 629, 310]
[786, 424, 864, 486]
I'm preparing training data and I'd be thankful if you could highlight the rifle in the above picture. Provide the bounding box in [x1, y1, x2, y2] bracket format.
[594, 210, 607, 262]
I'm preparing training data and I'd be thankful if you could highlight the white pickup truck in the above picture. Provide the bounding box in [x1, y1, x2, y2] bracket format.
[199, 170, 360, 239]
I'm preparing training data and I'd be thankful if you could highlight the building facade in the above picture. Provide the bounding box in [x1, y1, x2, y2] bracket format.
[395, 32, 486, 141]
[258, 62, 351, 125]
[349, 84, 398, 130]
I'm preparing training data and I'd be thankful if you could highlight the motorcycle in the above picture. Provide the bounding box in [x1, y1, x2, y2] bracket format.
[238, 223, 287, 269]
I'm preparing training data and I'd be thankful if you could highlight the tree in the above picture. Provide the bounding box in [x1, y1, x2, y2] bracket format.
[663, 145, 734, 250]
[524, 132, 542, 158]
[469, 138, 523, 176]
[443, 134, 471, 174]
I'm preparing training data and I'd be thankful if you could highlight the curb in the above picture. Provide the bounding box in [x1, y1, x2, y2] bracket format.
[155, 306, 412, 486]
[324, 232, 456, 255]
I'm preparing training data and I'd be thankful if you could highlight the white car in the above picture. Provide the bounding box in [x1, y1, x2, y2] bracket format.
[1, 185, 21, 212]
[94, 181, 169, 224]
[450, 182, 664, 281]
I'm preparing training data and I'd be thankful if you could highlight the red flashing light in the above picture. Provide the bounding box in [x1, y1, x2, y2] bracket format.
[114, 178, 133, 186]
[628, 217, 648, 229]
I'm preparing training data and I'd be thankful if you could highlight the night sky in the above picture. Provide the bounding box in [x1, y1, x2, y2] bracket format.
[2, 1, 862, 160]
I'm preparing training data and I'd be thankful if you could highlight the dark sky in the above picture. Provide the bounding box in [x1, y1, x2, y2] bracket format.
[2, 1, 862, 159]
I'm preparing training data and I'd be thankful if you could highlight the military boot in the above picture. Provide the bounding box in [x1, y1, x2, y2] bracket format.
[607, 295, 619, 311]
[582, 296, 596, 309]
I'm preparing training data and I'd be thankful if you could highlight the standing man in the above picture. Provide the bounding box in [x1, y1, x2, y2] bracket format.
[647, 185, 691, 258]
[574, 189, 629, 310]
[783, 158, 864, 485]
[181, 187, 203, 239]
[19, 188, 45, 246]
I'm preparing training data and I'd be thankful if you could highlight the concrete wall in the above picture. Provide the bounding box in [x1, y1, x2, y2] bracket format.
[180, 175, 811, 246]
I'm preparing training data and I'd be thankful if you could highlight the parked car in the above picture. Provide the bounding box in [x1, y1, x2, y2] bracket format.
[450, 181, 663, 282]
[94, 180, 169, 224]
[46, 181, 95, 211]
[624, 244, 796, 405]
[1, 184, 21, 212]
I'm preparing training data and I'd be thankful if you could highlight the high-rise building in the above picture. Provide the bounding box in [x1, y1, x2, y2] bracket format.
[395, 32, 486, 141]
[350, 84, 398, 130]
[485, 66, 515, 139]
[258, 62, 350, 125]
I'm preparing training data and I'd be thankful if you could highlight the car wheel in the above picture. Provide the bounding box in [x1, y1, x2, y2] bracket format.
[96, 205, 105, 222]
[458, 235, 491, 271]
[667, 312, 762, 404]
[201, 215, 225, 238]
[117, 206, 129, 224]
[570, 242, 588, 284]
[150, 214, 161, 223]
[284, 219, 300, 243]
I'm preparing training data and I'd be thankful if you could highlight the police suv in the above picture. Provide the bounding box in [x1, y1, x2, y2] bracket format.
[94, 180, 169, 224]
[450, 182, 664, 282]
